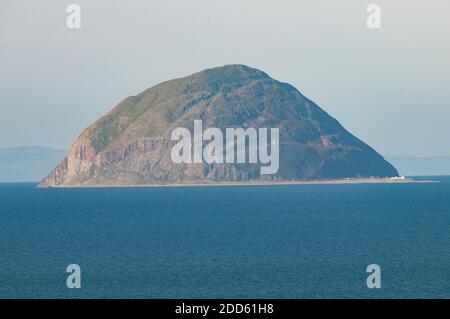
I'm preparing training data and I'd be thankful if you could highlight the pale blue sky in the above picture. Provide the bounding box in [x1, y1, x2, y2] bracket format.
[0, 0, 449, 156]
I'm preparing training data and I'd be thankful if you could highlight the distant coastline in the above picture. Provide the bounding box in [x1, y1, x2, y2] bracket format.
[38, 177, 437, 189]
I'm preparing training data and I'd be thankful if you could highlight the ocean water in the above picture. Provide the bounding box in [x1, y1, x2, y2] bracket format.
[0, 177, 449, 298]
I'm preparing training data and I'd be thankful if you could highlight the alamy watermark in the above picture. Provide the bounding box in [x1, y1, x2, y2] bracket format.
[66, 4, 81, 29]
[366, 4, 381, 29]
[65, 4, 381, 31]
[366, 264, 381, 289]
[66, 264, 81, 289]
[171, 120, 279, 175]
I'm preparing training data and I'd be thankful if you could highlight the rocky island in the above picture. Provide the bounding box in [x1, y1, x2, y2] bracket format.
[39, 65, 398, 187]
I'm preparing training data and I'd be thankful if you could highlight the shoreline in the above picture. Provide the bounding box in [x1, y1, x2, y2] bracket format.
[40, 177, 439, 189]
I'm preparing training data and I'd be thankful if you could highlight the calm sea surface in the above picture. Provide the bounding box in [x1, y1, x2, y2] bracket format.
[1, 177, 449, 298]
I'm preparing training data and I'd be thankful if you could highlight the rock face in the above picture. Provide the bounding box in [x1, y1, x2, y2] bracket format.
[39, 65, 398, 187]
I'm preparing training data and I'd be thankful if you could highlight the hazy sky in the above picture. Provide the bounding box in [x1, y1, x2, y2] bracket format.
[1, 0, 449, 156]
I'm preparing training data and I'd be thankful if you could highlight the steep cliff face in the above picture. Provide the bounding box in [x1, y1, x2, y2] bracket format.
[39, 65, 398, 187]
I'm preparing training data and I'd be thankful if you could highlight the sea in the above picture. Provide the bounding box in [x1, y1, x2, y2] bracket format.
[0, 176, 449, 298]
